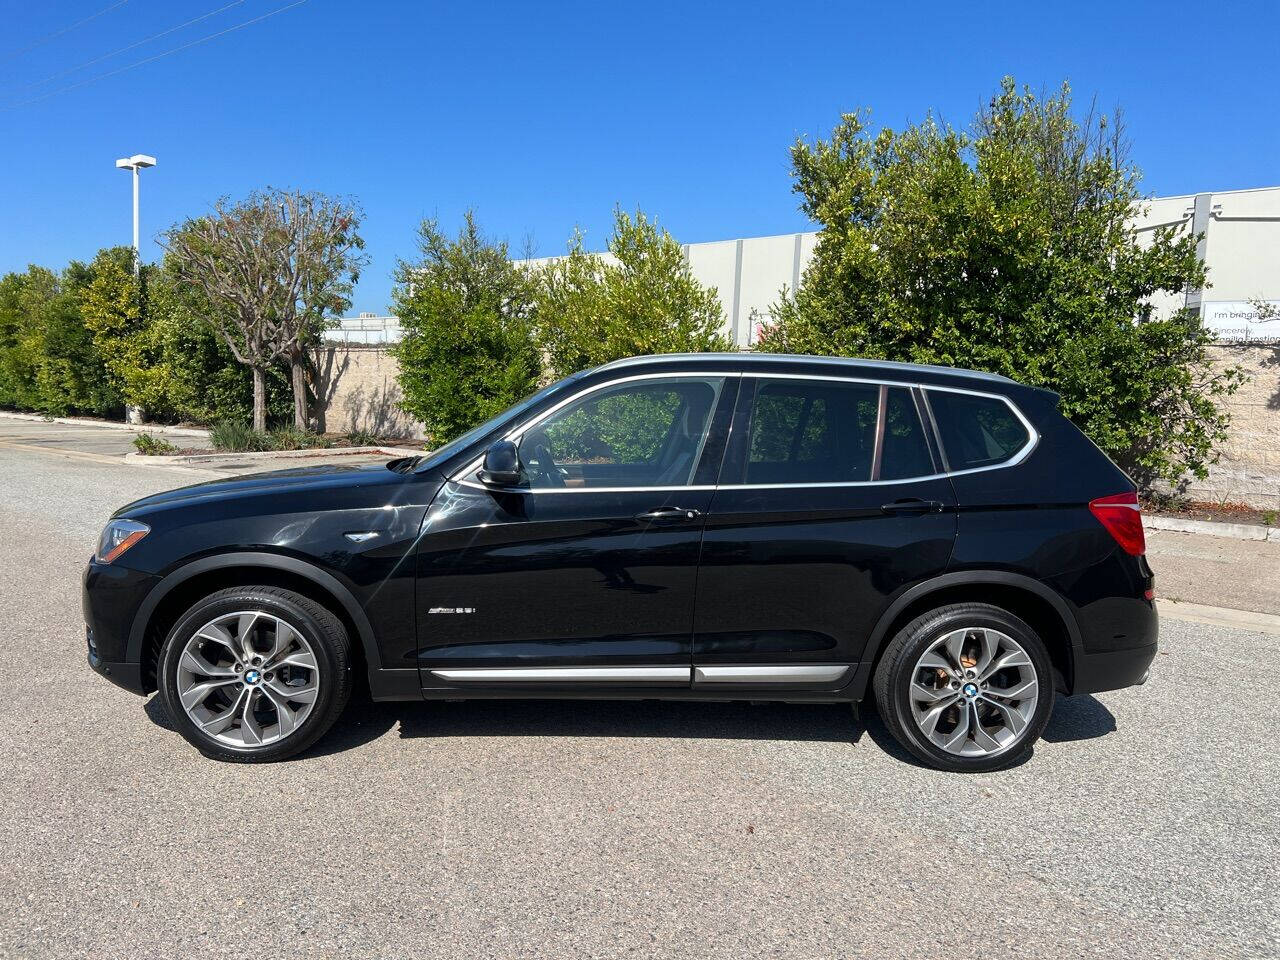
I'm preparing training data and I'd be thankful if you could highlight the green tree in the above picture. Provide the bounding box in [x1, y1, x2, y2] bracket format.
[391, 212, 542, 445]
[0, 262, 115, 416]
[163, 190, 366, 431]
[536, 209, 733, 378]
[760, 78, 1243, 490]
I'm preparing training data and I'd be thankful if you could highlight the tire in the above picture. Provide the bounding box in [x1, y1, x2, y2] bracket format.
[872, 603, 1054, 773]
[157, 586, 354, 762]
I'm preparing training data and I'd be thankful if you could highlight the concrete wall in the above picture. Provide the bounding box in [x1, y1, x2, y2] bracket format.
[313, 343, 426, 441]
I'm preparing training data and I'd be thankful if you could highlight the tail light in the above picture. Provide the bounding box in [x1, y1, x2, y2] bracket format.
[1089, 491, 1146, 556]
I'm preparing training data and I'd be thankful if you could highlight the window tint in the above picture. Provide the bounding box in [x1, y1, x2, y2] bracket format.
[518, 378, 723, 489]
[880, 388, 934, 480]
[927, 390, 1030, 471]
[744, 380, 880, 484]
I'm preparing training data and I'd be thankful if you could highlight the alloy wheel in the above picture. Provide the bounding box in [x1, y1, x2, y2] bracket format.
[908, 626, 1039, 757]
[174, 611, 320, 748]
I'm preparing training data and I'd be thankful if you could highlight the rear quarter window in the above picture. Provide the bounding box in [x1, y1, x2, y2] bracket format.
[927, 390, 1030, 471]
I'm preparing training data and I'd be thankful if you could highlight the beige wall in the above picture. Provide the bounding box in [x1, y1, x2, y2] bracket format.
[313, 343, 426, 441]
[1180, 344, 1280, 510]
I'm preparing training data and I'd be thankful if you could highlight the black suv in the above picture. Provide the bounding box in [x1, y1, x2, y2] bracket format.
[84, 353, 1156, 771]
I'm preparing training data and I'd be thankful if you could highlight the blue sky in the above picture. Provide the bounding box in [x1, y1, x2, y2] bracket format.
[1, 0, 1277, 314]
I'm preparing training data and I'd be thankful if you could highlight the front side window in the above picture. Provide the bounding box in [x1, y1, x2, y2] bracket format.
[927, 390, 1031, 471]
[736, 379, 934, 485]
[517, 377, 724, 489]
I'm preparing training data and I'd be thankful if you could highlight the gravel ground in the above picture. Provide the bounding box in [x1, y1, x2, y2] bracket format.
[0, 451, 1277, 960]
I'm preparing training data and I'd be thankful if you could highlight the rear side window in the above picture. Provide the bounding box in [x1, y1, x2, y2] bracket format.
[740, 380, 933, 484]
[927, 390, 1030, 471]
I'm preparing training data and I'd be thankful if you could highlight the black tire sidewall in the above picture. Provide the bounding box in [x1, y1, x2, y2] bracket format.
[157, 588, 346, 762]
[884, 606, 1055, 773]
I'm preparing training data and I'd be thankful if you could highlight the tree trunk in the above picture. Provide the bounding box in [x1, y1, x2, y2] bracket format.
[290, 353, 308, 430]
[251, 366, 267, 433]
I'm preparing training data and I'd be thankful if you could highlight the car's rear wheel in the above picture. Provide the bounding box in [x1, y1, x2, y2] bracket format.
[872, 603, 1054, 772]
[157, 586, 353, 762]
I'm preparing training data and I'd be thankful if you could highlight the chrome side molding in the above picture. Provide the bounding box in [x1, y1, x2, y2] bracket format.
[430, 666, 691, 683]
[692, 665, 849, 684]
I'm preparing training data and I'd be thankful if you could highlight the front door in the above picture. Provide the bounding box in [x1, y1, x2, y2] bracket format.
[415, 374, 737, 691]
[692, 376, 957, 690]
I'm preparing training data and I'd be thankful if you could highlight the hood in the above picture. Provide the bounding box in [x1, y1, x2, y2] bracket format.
[114, 461, 407, 518]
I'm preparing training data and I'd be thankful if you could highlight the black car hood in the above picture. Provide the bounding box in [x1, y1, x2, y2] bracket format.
[114, 461, 407, 518]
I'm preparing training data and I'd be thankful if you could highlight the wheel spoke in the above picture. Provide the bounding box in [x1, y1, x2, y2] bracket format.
[236, 612, 262, 658]
[987, 677, 1037, 702]
[979, 649, 1031, 683]
[972, 629, 1000, 676]
[916, 696, 961, 738]
[195, 623, 239, 660]
[940, 702, 972, 752]
[270, 649, 317, 672]
[917, 651, 952, 673]
[911, 680, 955, 703]
[240, 689, 264, 745]
[197, 688, 245, 735]
[258, 682, 298, 738]
[971, 714, 1003, 752]
[266, 677, 318, 705]
[179, 648, 236, 678]
[179, 677, 239, 711]
[985, 697, 1028, 736]
[942, 630, 968, 671]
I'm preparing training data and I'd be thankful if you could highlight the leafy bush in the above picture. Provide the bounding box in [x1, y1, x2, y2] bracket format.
[266, 426, 331, 451]
[536, 209, 733, 378]
[345, 428, 381, 447]
[132, 433, 178, 455]
[209, 420, 270, 452]
[391, 213, 542, 446]
[760, 78, 1245, 491]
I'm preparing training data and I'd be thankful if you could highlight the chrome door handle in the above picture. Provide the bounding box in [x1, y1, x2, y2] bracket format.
[880, 498, 944, 515]
[635, 506, 702, 523]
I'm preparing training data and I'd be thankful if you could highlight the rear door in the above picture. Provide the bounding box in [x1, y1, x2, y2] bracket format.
[691, 375, 957, 690]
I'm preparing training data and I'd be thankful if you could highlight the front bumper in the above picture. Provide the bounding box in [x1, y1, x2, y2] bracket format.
[83, 559, 159, 696]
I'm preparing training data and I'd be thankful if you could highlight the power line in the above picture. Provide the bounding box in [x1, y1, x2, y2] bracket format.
[2, 0, 133, 63]
[3, 0, 309, 111]
[13, 0, 250, 92]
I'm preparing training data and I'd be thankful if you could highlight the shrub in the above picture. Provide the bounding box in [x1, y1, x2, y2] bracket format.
[391, 213, 542, 446]
[132, 433, 179, 455]
[761, 78, 1245, 491]
[266, 427, 331, 451]
[345, 428, 381, 447]
[209, 420, 269, 452]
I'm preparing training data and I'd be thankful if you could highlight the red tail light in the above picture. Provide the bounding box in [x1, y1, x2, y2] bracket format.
[1089, 491, 1146, 556]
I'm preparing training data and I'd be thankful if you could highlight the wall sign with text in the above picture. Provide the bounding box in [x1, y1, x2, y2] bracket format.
[1204, 300, 1280, 342]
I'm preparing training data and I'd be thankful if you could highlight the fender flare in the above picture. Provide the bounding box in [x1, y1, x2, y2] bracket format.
[127, 552, 382, 673]
[846, 570, 1084, 699]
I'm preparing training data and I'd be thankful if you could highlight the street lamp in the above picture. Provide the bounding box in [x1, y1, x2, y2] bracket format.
[114, 154, 156, 271]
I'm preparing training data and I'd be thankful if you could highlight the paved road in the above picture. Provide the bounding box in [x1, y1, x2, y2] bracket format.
[0, 447, 1276, 959]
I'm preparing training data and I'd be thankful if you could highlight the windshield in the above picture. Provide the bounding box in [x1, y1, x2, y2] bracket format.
[411, 373, 585, 474]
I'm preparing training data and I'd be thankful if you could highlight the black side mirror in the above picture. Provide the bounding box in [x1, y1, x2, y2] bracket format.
[478, 439, 522, 488]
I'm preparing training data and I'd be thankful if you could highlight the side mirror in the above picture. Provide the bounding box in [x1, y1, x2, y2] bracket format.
[478, 439, 522, 488]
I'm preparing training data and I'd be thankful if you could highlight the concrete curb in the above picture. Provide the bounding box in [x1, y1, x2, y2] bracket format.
[1158, 599, 1280, 637]
[123, 445, 422, 468]
[0, 409, 210, 438]
[1147, 514, 1280, 543]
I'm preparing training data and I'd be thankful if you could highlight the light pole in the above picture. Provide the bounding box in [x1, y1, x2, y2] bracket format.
[114, 154, 156, 273]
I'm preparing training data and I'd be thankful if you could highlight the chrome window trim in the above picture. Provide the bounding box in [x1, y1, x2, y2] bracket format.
[448, 367, 1039, 492]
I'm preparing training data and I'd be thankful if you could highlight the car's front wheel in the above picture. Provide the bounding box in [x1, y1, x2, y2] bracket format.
[872, 603, 1054, 772]
[157, 586, 353, 762]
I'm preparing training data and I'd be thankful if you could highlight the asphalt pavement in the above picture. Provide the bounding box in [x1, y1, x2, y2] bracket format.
[0, 443, 1277, 959]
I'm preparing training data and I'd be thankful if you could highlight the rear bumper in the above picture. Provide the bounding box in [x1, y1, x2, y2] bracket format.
[1071, 640, 1158, 696]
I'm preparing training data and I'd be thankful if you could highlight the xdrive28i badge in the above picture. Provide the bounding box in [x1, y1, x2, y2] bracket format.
[427, 607, 476, 615]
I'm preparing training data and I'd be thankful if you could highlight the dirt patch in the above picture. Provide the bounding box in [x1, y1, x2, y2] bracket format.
[1144, 498, 1278, 528]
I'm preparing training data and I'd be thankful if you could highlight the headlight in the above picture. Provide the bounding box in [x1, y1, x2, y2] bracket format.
[96, 519, 150, 564]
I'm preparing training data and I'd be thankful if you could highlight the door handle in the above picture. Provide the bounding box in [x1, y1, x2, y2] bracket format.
[635, 506, 702, 523]
[880, 498, 944, 515]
